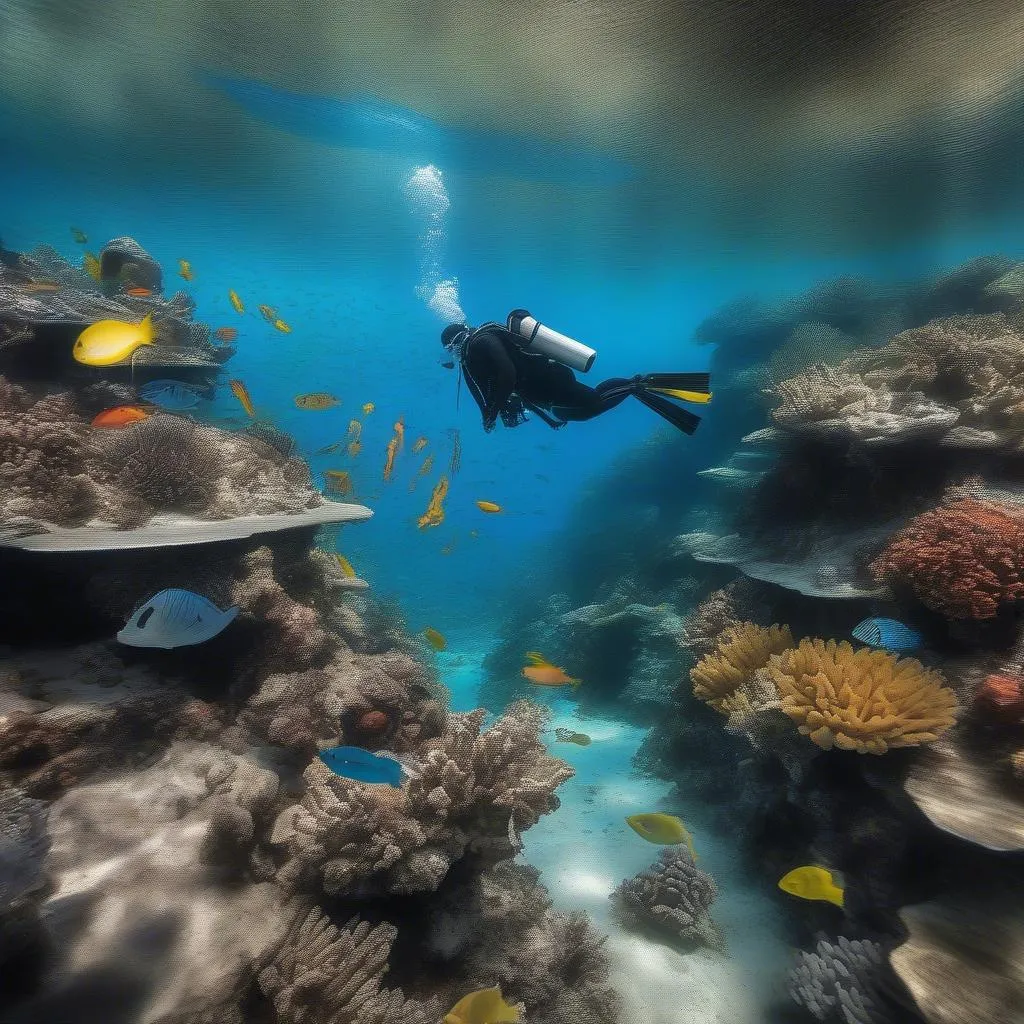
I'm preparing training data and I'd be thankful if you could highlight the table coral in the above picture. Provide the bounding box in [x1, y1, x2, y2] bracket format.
[767, 639, 957, 754]
[870, 499, 1024, 620]
[690, 621, 794, 711]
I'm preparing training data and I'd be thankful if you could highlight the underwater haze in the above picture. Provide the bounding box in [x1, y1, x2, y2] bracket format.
[2, 2, 1024, 1023]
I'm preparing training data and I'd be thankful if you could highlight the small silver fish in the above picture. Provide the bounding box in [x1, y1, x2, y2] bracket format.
[117, 589, 239, 649]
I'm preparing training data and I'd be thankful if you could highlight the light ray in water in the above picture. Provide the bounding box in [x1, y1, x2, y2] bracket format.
[199, 73, 636, 185]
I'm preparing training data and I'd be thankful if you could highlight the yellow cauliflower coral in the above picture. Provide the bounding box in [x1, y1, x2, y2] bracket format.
[690, 623, 794, 712]
[768, 639, 958, 754]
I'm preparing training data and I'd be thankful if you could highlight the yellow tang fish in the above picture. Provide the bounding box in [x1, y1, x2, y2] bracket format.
[295, 392, 340, 410]
[83, 252, 102, 281]
[324, 469, 352, 496]
[555, 728, 592, 746]
[178, 259, 193, 281]
[228, 289, 245, 314]
[418, 475, 449, 529]
[347, 439, 362, 458]
[423, 627, 446, 651]
[362, 402, 375, 415]
[625, 813, 699, 860]
[521, 653, 581, 691]
[273, 318, 292, 334]
[258, 304, 277, 322]
[73, 314, 155, 366]
[412, 436, 428, 453]
[348, 419, 362, 441]
[334, 553, 356, 579]
[476, 500, 501, 514]
[778, 866, 845, 908]
[382, 436, 399, 482]
[445, 987, 520, 1024]
[229, 379, 256, 418]
[71, 226, 88, 244]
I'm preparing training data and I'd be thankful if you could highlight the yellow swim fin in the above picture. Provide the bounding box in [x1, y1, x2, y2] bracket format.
[650, 387, 713, 404]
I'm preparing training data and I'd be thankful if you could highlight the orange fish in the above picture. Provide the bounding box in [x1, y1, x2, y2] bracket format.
[412, 436, 428, 453]
[91, 405, 150, 429]
[383, 436, 399, 482]
[124, 286, 153, 297]
[521, 652, 581, 690]
[418, 475, 449, 529]
[229, 379, 256, 418]
[215, 327, 238, 342]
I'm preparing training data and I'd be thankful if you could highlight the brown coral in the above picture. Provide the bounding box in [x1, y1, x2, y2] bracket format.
[767, 638, 958, 754]
[871, 499, 1024, 619]
[690, 622, 794, 711]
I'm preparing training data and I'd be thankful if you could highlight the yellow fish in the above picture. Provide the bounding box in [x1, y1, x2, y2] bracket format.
[83, 252, 102, 281]
[273, 318, 292, 334]
[348, 419, 362, 441]
[347, 440, 362, 458]
[418, 454, 434, 477]
[476, 500, 502, 514]
[625, 813, 699, 859]
[778, 866, 845, 908]
[295, 393, 340, 410]
[324, 469, 352, 496]
[393, 417, 405, 451]
[71, 226, 88, 244]
[334, 553, 356, 579]
[412, 436, 428, 453]
[445, 987, 520, 1024]
[258, 304, 277, 322]
[73, 314, 155, 366]
[555, 728, 592, 746]
[418, 475, 449, 529]
[362, 402, 375, 415]
[178, 259, 193, 281]
[383, 436, 399, 482]
[229, 379, 256, 418]
[521, 653, 581, 690]
[423, 627, 446, 651]
[228, 289, 245, 314]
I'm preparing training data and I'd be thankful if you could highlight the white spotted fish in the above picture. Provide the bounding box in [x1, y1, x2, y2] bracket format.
[117, 589, 239, 649]
[850, 617, 923, 652]
[140, 379, 203, 411]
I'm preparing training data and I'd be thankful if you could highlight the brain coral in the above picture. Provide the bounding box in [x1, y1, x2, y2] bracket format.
[871, 499, 1024, 619]
[768, 639, 957, 754]
[690, 622, 794, 711]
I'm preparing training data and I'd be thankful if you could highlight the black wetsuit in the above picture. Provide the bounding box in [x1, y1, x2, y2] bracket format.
[459, 323, 634, 432]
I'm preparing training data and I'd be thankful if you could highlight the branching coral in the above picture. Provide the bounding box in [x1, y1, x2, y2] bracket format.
[274, 702, 572, 897]
[690, 622, 794, 711]
[787, 936, 890, 1024]
[767, 639, 957, 754]
[611, 846, 723, 951]
[871, 499, 1024, 620]
[258, 906, 442, 1024]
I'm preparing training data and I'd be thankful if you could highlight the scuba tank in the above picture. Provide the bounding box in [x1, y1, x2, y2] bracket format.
[506, 309, 596, 373]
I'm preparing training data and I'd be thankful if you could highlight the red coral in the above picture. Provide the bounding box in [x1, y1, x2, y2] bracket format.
[871, 499, 1024, 620]
[976, 673, 1024, 722]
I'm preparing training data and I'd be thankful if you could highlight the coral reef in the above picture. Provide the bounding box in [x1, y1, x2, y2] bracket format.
[787, 936, 890, 1024]
[273, 702, 573, 896]
[870, 498, 1024, 620]
[768, 639, 958, 754]
[690, 621, 793, 711]
[610, 846, 724, 952]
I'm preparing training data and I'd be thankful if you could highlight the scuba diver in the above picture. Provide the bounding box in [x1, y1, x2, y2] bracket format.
[441, 309, 712, 434]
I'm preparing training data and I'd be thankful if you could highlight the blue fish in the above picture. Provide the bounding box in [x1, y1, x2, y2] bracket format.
[318, 745, 416, 788]
[140, 379, 203, 410]
[199, 73, 636, 186]
[117, 588, 239, 649]
[851, 617, 923, 652]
